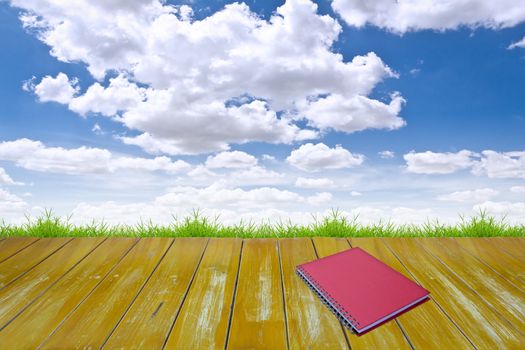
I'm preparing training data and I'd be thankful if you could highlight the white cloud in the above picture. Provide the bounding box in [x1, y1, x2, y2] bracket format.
[404, 149, 525, 178]
[332, 0, 525, 34]
[474, 201, 525, 222]
[287, 143, 364, 172]
[69, 74, 146, 116]
[295, 177, 335, 189]
[0, 188, 28, 213]
[262, 154, 276, 161]
[437, 188, 499, 202]
[510, 186, 525, 193]
[155, 181, 327, 209]
[31, 73, 78, 104]
[300, 92, 406, 133]
[0, 138, 190, 175]
[91, 123, 104, 135]
[509, 36, 525, 49]
[187, 165, 218, 179]
[229, 166, 285, 185]
[205, 151, 257, 169]
[307, 192, 333, 205]
[471, 150, 525, 179]
[0, 168, 23, 185]
[13, 0, 404, 155]
[404, 150, 476, 174]
[378, 150, 395, 159]
[350, 191, 362, 197]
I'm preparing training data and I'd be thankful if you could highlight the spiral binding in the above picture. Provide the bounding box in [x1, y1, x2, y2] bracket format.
[296, 266, 360, 333]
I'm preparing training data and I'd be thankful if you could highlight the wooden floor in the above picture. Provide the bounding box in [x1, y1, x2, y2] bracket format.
[0, 237, 524, 349]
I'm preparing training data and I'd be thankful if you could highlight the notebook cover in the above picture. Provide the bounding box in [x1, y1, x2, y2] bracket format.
[296, 247, 429, 333]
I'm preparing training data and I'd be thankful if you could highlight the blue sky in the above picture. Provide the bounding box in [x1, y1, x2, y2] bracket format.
[1, 0, 524, 225]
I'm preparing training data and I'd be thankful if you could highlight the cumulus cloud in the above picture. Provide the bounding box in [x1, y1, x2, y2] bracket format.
[471, 150, 525, 179]
[509, 36, 525, 49]
[378, 150, 395, 159]
[437, 188, 499, 202]
[404, 150, 476, 174]
[229, 166, 285, 185]
[205, 151, 257, 169]
[155, 181, 329, 209]
[29, 72, 78, 104]
[13, 0, 405, 155]
[0, 188, 28, 213]
[287, 143, 364, 172]
[350, 191, 362, 197]
[300, 92, 406, 133]
[332, 0, 525, 34]
[0, 168, 23, 185]
[295, 177, 335, 189]
[0, 138, 190, 175]
[69, 74, 146, 116]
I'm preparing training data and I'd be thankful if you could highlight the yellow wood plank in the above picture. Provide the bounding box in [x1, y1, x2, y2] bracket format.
[0, 237, 105, 327]
[312, 237, 411, 350]
[418, 238, 525, 333]
[457, 237, 525, 291]
[383, 238, 525, 349]
[39, 238, 173, 349]
[279, 238, 349, 350]
[103, 238, 208, 349]
[484, 237, 525, 263]
[164, 238, 242, 349]
[0, 237, 39, 263]
[227, 239, 288, 350]
[0, 237, 72, 288]
[0, 238, 138, 348]
[349, 238, 474, 349]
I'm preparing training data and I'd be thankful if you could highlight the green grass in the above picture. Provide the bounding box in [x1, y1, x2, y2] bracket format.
[1, 209, 524, 238]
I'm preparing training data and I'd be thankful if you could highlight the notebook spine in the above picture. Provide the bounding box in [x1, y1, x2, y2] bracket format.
[296, 265, 360, 332]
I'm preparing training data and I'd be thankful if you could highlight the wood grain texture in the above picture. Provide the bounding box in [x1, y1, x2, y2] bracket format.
[457, 237, 525, 290]
[484, 237, 525, 263]
[349, 238, 474, 349]
[103, 238, 208, 349]
[0, 237, 39, 263]
[164, 238, 242, 350]
[279, 238, 349, 350]
[418, 238, 525, 333]
[312, 237, 411, 350]
[384, 238, 525, 349]
[0, 237, 72, 288]
[0, 237, 105, 327]
[227, 239, 288, 350]
[39, 238, 173, 349]
[0, 238, 138, 348]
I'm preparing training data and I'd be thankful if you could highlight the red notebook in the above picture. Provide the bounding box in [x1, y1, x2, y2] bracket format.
[296, 247, 429, 334]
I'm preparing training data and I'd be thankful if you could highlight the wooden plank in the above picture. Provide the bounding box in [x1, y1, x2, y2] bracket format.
[164, 238, 242, 349]
[0, 238, 72, 288]
[312, 237, 411, 349]
[0, 238, 138, 348]
[349, 238, 474, 349]
[39, 238, 173, 349]
[102, 238, 208, 349]
[0, 237, 105, 327]
[418, 238, 525, 333]
[0, 237, 39, 263]
[453, 238, 525, 291]
[279, 238, 349, 349]
[484, 238, 525, 263]
[227, 239, 288, 350]
[383, 238, 525, 349]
